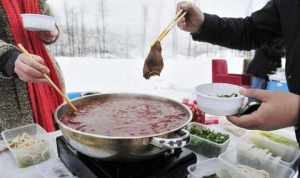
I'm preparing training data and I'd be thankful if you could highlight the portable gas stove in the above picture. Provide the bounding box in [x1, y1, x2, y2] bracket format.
[57, 136, 197, 178]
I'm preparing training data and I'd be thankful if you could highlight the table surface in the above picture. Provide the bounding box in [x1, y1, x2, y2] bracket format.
[0, 90, 298, 178]
[1, 127, 298, 178]
[0, 131, 75, 178]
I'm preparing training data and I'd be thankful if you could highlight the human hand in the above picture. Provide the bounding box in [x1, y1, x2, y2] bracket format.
[14, 53, 50, 82]
[176, 1, 205, 33]
[228, 89, 300, 131]
[38, 27, 59, 44]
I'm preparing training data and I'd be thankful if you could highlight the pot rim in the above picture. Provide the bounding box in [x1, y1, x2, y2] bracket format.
[55, 93, 193, 140]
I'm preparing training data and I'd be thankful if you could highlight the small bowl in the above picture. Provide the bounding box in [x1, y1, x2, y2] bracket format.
[21, 14, 56, 32]
[195, 83, 245, 116]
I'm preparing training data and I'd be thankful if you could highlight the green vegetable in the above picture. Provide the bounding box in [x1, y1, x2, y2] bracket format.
[190, 126, 229, 144]
[217, 93, 238, 98]
[203, 174, 219, 178]
[187, 125, 230, 157]
[258, 131, 298, 148]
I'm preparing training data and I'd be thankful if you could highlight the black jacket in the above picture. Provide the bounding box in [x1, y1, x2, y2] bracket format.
[192, 0, 300, 95]
[247, 39, 284, 79]
[191, 0, 300, 145]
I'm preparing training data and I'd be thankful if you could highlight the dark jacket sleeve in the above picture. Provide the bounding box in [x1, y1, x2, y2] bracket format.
[247, 38, 284, 78]
[0, 40, 20, 78]
[191, 0, 282, 50]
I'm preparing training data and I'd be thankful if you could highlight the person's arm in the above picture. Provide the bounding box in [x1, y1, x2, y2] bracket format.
[0, 40, 20, 78]
[0, 39, 50, 81]
[177, 1, 282, 50]
[39, 0, 54, 16]
[38, 0, 60, 44]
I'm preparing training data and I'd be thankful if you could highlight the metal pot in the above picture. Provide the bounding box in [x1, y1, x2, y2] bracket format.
[54, 93, 192, 161]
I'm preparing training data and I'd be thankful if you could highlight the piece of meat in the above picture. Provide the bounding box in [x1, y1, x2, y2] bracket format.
[143, 41, 164, 79]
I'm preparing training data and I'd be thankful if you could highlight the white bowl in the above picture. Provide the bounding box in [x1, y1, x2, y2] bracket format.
[21, 14, 56, 32]
[195, 83, 245, 116]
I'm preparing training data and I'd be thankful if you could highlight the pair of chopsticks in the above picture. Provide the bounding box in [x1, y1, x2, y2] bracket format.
[151, 10, 187, 47]
[17, 44, 79, 113]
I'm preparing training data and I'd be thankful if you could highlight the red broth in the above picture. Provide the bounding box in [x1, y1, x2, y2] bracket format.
[61, 96, 189, 137]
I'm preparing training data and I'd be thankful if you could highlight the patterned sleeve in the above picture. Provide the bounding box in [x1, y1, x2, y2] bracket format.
[39, 0, 54, 16]
[0, 40, 19, 78]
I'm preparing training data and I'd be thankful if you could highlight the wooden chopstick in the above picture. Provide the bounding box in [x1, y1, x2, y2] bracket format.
[151, 10, 186, 47]
[157, 10, 184, 41]
[17, 44, 79, 113]
[158, 11, 187, 42]
[156, 10, 183, 41]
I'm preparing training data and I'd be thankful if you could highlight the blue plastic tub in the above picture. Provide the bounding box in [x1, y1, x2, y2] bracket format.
[266, 80, 289, 92]
[67, 92, 82, 99]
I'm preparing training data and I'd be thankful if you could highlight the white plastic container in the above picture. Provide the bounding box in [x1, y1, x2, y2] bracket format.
[1, 124, 52, 168]
[243, 131, 300, 168]
[195, 83, 245, 116]
[186, 122, 230, 157]
[188, 158, 246, 178]
[219, 147, 295, 178]
[21, 14, 56, 31]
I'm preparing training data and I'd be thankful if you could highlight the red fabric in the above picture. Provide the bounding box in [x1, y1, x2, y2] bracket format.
[212, 59, 250, 86]
[2, 0, 63, 132]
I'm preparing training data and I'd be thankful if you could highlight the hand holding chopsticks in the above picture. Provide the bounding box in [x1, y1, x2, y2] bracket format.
[17, 44, 79, 113]
[152, 10, 187, 47]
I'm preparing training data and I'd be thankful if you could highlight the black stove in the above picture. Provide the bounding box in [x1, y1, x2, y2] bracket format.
[57, 136, 197, 178]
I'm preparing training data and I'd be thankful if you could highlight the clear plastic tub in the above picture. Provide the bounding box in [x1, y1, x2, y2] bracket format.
[186, 122, 230, 157]
[1, 124, 52, 168]
[219, 147, 295, 178]
[242, 132, 300, 168]
[188, 158, 246, 178]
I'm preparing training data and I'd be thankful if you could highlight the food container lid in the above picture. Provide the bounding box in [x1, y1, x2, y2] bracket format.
[219, 145, 295, 178]
[242, 131, 300, 168]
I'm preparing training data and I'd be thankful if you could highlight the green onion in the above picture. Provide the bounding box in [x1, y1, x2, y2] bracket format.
[190, 126, 229, 144]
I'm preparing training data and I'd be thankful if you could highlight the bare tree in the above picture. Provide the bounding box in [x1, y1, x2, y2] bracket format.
[95, 0, 106, 57]
[125, 28, 130, 58]
[99, 0, 106, 56]
[73, 10, 80, 56]
[79, 5, 86, 56]
[63, 1, 71, 56]
[96, 4, 101, 57]
[142, 4, 148, 57]
[67, 7, 76, 56]
[172, 0, 178, 57]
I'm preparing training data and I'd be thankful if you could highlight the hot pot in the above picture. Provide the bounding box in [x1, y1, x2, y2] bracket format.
[54, 93, 192, 161]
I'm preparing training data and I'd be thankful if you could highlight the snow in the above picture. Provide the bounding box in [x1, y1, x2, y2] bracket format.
[48, 0, 266, 96]
[56, 55, 244, 100]
[46, 0, 270, 58]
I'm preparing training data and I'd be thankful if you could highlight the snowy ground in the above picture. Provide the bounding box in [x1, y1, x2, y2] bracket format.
[56, 56, 244, 100]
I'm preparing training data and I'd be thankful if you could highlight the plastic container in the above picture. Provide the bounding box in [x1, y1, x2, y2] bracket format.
[21, 14, 56, 32]
[195, 83, 245, 116]
[266, 80, 289, 92]
[188, 158, 245, 178]
[1, 124, 52, 168]
[243, 131, 300, 168]
[186, 122, 230, 157]
[219, 147, 295, 178]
